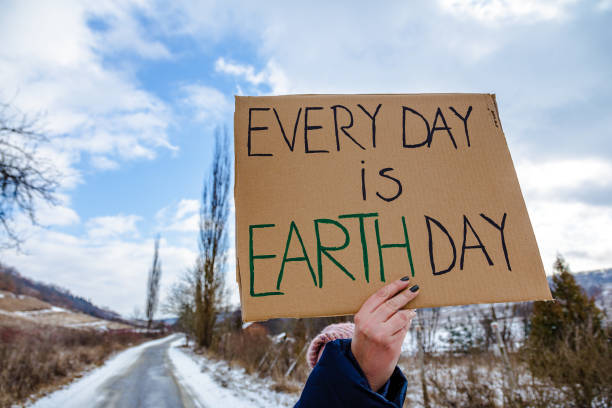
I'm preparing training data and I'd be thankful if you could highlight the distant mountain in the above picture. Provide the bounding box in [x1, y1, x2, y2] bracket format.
[571, 267, 612, 290]
[566, 267, 612, 318]
[0, 263, 124, 323]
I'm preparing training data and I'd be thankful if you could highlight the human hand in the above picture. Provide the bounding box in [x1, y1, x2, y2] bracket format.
[351, 277, 419, 391]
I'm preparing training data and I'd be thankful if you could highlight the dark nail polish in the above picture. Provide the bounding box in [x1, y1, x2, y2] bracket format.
[410, 285, 419, 292]
[400, 276, 410, 281]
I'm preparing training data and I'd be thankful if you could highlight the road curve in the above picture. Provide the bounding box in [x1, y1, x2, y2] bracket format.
[92, 335, 200, 408]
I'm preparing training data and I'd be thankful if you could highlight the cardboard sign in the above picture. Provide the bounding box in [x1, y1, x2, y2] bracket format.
[234, 94, 551, 322]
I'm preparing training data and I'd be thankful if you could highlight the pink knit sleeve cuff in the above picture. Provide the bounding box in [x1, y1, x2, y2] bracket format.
[306, 322, 355, 369]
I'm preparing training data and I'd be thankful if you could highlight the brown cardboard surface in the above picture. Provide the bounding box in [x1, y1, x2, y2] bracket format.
[234, 94, 552, 322]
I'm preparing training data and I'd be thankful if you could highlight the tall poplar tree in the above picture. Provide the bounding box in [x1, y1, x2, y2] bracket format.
[145, 236, 162, 330]
[194, 130, 230, 348]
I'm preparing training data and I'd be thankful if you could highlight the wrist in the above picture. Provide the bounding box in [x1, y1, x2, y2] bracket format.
[350, 341, 389, 391]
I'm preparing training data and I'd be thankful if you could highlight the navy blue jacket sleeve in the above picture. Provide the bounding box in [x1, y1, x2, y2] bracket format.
[294, 339, 407, 408]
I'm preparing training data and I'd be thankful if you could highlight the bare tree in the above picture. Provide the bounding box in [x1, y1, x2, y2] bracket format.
[194, 129, 230, 348]
[417, 307, 441, 354]
[164, 268, 197, 343]
[0, 102, 58, 249]
[146, 235, 162, 330]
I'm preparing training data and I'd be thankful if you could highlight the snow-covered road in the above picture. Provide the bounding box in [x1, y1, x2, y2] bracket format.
[29, 334, 297, 408]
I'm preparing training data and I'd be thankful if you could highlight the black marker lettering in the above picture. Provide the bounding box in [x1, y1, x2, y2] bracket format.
[360, 160, 366, 201]
[402, 107, 429, 148]
[357, 103, 382, 148]
[273, 107, 302, 151]
[425, 215, 457, 276]
[304, 106, 329, 154]
[331, 105, 364, 151]
[248, 107, 272, 156]
[376, 168, 402, 202]
[460, 215, 493, 269]
[449, 106, 473, 147]
[480, 212, 511, 271]
[429, 107, 457, 149]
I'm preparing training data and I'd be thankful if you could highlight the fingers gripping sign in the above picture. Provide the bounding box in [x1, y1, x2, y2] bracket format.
[351, 277, 420, 392]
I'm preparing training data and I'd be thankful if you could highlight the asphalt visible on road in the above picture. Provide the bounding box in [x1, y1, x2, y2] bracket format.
[93, 336, 200, 408]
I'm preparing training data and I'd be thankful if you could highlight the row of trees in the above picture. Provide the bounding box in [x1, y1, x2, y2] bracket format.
[165, 130, 231, 348]
[413, 256, 610, 407]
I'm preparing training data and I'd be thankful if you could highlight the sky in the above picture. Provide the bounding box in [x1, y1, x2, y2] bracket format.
[0, 0, 611, 316]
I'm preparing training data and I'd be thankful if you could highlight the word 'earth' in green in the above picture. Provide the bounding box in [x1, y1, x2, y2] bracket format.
[248, 212, 509, 297]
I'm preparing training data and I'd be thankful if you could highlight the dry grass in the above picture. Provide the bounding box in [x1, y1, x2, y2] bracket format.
[399, 352, 580, 408]
[0, 312, 30, 325]
[0, 291, 132, 330]
[0, 321, 160, 408]
[0, 291, 49, 312]
[206, 330, 309, 391]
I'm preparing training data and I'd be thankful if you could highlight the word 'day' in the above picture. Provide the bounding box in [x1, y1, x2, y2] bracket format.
[234, 94, 551, 322]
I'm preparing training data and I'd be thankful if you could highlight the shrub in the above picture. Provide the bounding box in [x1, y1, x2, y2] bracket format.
[524, 256, 611, 407]
[0, 324, 159, 407]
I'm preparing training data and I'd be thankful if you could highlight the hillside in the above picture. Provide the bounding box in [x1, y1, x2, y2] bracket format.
[0, 263, 124, 323]
[0, 290, 132, 330]
[570, 267, 612, 318]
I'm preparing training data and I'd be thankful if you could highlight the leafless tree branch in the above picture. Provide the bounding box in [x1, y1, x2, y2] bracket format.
[0, 102, 59, 250]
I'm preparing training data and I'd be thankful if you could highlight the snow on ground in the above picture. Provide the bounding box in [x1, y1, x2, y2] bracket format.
[29, 335, 177, 408]
[168, 337, 298, 408]
[65, 320, 109, 329]
[15, 306, 68, 316]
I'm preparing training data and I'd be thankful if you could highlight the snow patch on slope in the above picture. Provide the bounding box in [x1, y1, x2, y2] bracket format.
[168, 337, 298, 408]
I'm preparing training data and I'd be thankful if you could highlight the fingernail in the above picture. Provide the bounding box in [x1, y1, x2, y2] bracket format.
[400, 276, 410, 281]
[410, 285, 419, 292]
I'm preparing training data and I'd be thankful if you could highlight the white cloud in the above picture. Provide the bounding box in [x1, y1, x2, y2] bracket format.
[214, 58, 290, 94]
[528, 200, 612, 272]
[438, 0, 579, 24]
[180, 84, 231, 123]
[156, 199, 200, 233]
[90, 155, 120, 170]
[516, 157, 612, 271]
[37, 204, 81, 228]
[1, 197, 203, 316]
[598, 0, 612, 11]
[517, 158, 612, 198]
[86, 1, 172, 59]
[0, 0, 174, 187]
[1, 227, 196, 316]
[175, 199, 200, 220]
[86, 214, 142, 239]
[215, 58, 267, 86]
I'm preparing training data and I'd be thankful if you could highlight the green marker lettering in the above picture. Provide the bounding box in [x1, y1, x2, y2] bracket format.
[277, 221, 317, 290]
[314, 218, 354, 288]
[249, 224, 283, 297]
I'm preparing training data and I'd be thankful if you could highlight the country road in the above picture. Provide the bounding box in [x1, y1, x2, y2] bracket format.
[91, 336, 199, 408]
[31, 335, 204, 408]
[30, 334, 295, 408]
